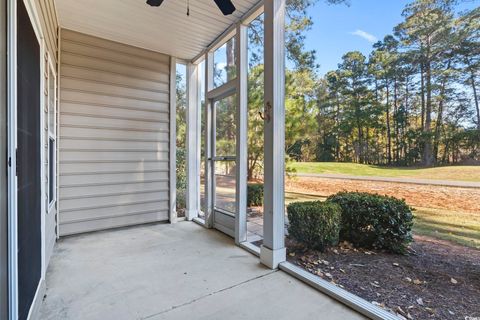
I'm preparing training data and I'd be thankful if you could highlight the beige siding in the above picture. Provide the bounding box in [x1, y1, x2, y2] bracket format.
[59, 29, 170, 236]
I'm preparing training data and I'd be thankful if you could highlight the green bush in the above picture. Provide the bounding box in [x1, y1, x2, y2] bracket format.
[327, 192, 414, 254]
[176, 188, 186, 211]
[247, 183, 263, 207]
[287, 201, 341, 251]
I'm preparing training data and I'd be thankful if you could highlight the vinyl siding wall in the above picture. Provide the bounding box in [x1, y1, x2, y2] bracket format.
[58, 29, 171, 236]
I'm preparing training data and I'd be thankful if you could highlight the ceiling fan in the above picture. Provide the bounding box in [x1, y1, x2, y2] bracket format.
[146, 0, 236, 16]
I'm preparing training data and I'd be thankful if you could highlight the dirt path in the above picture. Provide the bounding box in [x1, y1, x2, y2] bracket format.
[294, 173, 480, 188]
[285, 176, 480, 213]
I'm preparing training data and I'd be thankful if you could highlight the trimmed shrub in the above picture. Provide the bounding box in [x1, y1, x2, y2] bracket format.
[327, 192, 414, 254]
[287, 201, 342, 251]
[247, 183, 263, 207]
[176, 188, 186, 211]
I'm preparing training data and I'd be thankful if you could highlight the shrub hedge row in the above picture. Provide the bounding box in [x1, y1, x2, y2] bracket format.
[287, 191, 414, 254]
[247, 183, 264, 207]
[287, 201, 342, 251]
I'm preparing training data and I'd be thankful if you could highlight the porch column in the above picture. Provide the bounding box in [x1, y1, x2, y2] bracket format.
[186, 63, 200, 221]
[235, 23, 248, 244]
[169, 58, 177, 223]
[261, 0, 286, 269]
[204, 52, 214, 228]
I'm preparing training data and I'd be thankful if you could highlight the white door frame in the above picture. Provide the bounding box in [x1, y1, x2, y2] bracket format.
[7, 0, 47, 318]
[6, 0, 18, 318]
[208, 89, 237, 238]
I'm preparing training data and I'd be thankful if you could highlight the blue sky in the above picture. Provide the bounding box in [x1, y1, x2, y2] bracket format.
[306, 0, 479, 76]
[305, 0, 410, 75]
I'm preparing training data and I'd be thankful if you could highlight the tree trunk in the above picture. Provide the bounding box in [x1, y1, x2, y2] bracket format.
[422, 58, 433, 167]
[226, 40, 235, 81]
[394, 77, 399, 163]
[433, 60, 451, 163]
[471, 71, 480, 129]
[404, 75, 410, 164]
[420, 62, 426, 131]
[386, 81, 392, 164]
[335, 93, 341, 160]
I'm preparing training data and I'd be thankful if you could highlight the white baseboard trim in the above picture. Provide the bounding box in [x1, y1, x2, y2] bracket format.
[239, 241, 260, 257]
[192, 217, 207, 227]
[27, 278, 46, 320]
[279, 262, 400, 320]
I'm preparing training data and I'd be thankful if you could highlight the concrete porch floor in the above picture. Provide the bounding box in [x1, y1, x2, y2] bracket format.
[39, 222, 364, 320]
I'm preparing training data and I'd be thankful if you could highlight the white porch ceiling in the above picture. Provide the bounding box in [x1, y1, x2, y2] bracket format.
[55, 0, 260, 60]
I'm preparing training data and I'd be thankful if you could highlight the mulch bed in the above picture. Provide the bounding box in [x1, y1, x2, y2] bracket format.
[286, 236, 480, 320]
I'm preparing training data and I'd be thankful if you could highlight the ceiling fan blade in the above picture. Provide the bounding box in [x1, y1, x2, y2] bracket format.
[213, 0, 236, 15]
[146, 0, 164, 7]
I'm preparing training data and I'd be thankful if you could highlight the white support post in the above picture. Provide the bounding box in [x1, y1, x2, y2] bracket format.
[186, 63, 199, 221]
[260, 0, 286, 269]
[169, 58, 177, 223]
[235, 23, 248, 244]
[204, 52, 214, 228]
[196, 64, 202, 215]
[170, 57, 177, 223]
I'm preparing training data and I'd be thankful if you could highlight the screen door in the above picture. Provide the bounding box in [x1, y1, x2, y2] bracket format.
[211, 94, 237, 236]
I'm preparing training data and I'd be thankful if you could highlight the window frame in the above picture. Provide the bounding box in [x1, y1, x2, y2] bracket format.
[46, 54, 57, 212]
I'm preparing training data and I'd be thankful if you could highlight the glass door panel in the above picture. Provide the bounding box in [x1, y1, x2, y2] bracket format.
[214, 160, 236, 213]
[213, 94, 237, 219]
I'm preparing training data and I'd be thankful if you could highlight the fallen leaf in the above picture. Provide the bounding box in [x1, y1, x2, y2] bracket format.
[288, 252, 295, 257]
[450, 278, 458, 284]
[350, 263, 366, 267]
[425, 307, 435, 314]
[405, 277, 412, 283]
[416, 298, 424, 306]
[325, 273, 333, 278]
[339, 268, 346, 273]
[413, 279, 422, 285]
[393, 263, 400, 267]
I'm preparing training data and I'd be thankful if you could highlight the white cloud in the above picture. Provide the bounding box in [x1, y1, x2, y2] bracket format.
[350, 29, 378, 43]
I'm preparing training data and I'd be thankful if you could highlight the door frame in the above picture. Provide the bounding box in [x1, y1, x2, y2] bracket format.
[7, 1, 47, 319]
[200, 27, 248, 244]
[208, 92, 237, 237]
[204, 76, 236, 234]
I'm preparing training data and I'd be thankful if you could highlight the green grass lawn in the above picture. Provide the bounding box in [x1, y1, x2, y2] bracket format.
[285, 192, 480, 249]
[288, 162, 480, 182]
[413, 207, 480, 249]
